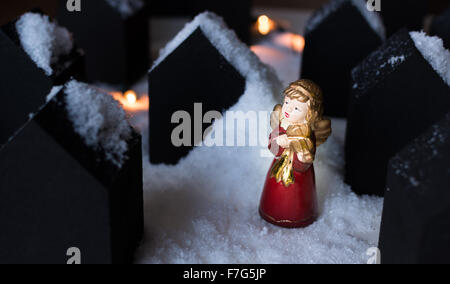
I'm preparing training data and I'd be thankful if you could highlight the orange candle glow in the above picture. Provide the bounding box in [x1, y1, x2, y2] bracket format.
[273, 33, 305, 53]
[110, 90, 149, 112]
[257, 15, 276, 35]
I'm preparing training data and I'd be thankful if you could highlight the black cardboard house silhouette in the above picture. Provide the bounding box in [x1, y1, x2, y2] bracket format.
[0, 11, 85, 85]
[379, 112, 450, 264]
[0, 11, 84, 147]
[148, 12, 254, 165]
[346, 29, 450, 197]
[301, 0, 385, 117]
[57, 0, 149, 90]
[0, 81, 143, 264]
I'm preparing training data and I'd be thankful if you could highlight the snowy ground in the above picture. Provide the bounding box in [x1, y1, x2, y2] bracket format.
[131, 26, 384, 264]
[135, 117, 383, 264]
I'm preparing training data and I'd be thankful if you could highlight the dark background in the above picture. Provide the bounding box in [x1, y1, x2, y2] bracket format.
[1, 0, 449, 26]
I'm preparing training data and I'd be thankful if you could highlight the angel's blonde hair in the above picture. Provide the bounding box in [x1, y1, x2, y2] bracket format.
[273, 79, 332, 147]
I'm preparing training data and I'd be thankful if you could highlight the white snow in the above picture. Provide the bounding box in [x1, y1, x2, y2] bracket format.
[305, 0, 386, 40]
[410, 31, 450, 86]
[135, 12, 383, 264]
[137, 125, 383, 263]
[105, 0, 144, 17]
[46, 86, 63, 102]
[15, 13, 74, 76]
[63, 80, 132, 168]
[387, 55, 406, 67]
[379, 55, 406, 69]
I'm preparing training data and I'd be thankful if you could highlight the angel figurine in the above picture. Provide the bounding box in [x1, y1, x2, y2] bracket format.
[259, 79, 332, 228]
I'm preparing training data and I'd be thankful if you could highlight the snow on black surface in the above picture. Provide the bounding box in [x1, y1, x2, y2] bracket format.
[352, 31, 450, 100]
[105, 0, 144, 17]
[151, 12, 280, 94]
[351, 31, 415, 99]
[410, 31, 450, 86]
[15, 13, 73, 76]
[63, 80, 132, 168]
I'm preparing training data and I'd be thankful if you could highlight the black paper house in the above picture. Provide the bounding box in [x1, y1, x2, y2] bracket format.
[381, 0, 427, 36]
[57, 0, 150, 90]
[0, 11, 85, 86]
[148, 12, 255, 164]
[0, 11, 84, 146]
[0, 30, 52, 146]
[346, 30, 450, 196]
[147, 0, 252, 44]
[379, 113, 450, 264]
[431, 5, 450, 49]
[0, 81, 143, 264]
[301, 0, 385, 117]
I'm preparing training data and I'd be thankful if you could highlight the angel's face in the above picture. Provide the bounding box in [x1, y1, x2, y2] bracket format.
[282, 96, 308, 124]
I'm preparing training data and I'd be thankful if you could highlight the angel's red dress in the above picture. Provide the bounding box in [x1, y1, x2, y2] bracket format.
[259, 126, 318, 228]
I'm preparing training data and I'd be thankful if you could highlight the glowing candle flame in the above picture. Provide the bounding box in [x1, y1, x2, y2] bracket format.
[110, 90, 149, 112]
[257, 15, 275, 35]
[125, 90, 137, 104]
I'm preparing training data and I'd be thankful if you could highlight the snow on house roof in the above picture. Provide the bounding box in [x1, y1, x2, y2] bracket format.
[151, 12, 281, 92]
[410, 31, 450, 87]
[63, 80, 133, 168]
[305, 0, 386, 40]
[351, 31, 449, 101]
[351, 31, 416, 99]
[105, 0, 145, 17]
[15, 12, 74, 76]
